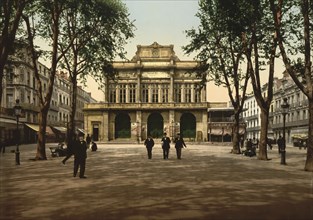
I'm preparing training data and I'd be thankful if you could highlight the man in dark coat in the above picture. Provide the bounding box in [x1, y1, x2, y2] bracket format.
[277, 135, 283, 154]
[161, 132, 171, 159]
[174, 133, 187, 159]
[73, 133, 88, 178]
[144, 135, 154, 159]
[86, 134, 91, 148]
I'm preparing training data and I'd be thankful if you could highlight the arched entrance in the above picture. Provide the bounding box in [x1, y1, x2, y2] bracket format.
[147, 113, 164, 138]
[115, 113, 131, 138]
[180, 113, 196, 138]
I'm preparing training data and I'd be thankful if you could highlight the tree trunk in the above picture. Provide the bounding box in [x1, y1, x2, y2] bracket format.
[68, 79, 78, 143]
[35, 110, 48, 160]
[258, 109, 269, 160]
[304, 99, 313, 171]
[232, 113, 241, 154]
[0, 70, 3, 105]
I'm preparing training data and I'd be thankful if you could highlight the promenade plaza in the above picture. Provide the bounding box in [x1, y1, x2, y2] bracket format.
[1, 143, 313, 220]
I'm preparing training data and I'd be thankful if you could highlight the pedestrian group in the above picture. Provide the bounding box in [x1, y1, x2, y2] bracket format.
[62, 132, 187, 179]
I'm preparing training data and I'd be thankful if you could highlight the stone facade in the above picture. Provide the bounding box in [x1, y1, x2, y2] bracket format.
[84, 42, 213, 142]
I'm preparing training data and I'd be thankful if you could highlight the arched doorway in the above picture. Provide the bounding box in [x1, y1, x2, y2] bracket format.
[115, 113, 131, 138]
[147, 113, 163, 138]
[180, 113, 196, 138]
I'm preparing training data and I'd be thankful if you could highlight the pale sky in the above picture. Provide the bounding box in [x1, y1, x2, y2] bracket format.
[83, 0, 230, 102]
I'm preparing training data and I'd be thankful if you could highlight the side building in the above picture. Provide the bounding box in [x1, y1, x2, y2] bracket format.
[0, 43, 95, 145]
[242, 72, 309, 145]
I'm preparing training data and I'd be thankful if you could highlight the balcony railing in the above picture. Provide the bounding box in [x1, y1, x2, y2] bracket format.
[85, 102, 209, 110]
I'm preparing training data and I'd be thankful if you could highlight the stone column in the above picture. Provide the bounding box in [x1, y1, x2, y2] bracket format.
[158, 84, 162, 103]
[201, 111, 208, 142]
[191, 84, 195, 102]
[181, 84, 185, 103]
[148, 84, 152, 103]
[201, 85, 206, 102]
[102, 111, 109, 141]
[136, 69, 141, 103]
[126, 84, 130, 103]
[169, 70, 174, 103]
[136, 110, 142, 142]
[116, 85, 120, 103]
[103, 76, 108, 103]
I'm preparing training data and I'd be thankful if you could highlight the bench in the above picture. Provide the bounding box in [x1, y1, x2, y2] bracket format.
[49, 143, 67, 157]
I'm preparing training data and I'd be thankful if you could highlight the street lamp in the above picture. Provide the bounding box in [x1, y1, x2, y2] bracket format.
[280, 97, 289, 165]
[13, 99, 22, 165]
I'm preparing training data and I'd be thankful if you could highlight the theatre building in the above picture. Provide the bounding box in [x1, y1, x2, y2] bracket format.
[83, 42, 229, 142]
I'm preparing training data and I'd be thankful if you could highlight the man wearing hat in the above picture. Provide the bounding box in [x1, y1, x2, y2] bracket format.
[174, 133, 187, 159]
[73, 133, 88, 178]
[161, 132, 171, 159]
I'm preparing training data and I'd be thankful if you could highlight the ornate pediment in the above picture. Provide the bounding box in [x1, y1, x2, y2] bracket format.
[132, 42, 180, 61]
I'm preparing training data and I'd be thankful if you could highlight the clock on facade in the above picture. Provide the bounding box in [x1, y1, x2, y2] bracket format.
[152, 49, 159, 57]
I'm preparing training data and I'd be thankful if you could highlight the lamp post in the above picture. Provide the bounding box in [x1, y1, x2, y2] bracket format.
[13, 99, 22, 165]
[281, 97, 289, 165]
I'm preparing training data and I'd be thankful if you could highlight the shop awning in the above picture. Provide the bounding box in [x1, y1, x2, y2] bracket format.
[25, 124, 53, 134]
[208, 128, 223, 135]
[292, 134, 308, 140]
[52, 126, 67, 133]
[25, 123, 39, 132]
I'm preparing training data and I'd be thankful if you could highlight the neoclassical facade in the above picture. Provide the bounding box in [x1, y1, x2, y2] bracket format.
[83, 42, 214, 142]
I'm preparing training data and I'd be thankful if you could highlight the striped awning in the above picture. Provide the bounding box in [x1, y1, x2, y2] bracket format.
[25, 124, 53, 134]
[52, 126, 67, 133]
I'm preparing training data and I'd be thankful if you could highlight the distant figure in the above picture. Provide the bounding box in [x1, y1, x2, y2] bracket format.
[86, 134, 91, 148]
[277, 135, 285, 154]
[144, 135, 154, 159]
[91, 141, 97, 152]
[161, 132, 171, 159]
[243, 139, 256, 157]
[73, 133, 88, 178]
[277, 136, 282, 154]
[240, 137, 244, 148]
[174, 133, 187, 159]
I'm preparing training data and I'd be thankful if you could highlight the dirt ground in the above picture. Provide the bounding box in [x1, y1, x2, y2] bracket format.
[1, 143, 313, 220]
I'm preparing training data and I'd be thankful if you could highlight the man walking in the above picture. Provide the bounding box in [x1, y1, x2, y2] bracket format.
[144, 135, 154, 159]
[161, 132, 171, 159]
[174, 133, 187, 159]
[73, 133, 88, 178]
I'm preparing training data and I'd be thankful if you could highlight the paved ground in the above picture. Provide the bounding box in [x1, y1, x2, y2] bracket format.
[0, 142, 313, 220]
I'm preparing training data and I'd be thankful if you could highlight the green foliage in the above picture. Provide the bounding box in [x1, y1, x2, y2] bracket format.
[150, 129, 163, 138]
[56, 0, 135, 86]
[182, 129, 196, 138]
[117, 129, 130, 138]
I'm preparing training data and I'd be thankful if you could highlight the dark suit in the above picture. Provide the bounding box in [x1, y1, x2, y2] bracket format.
[174, 137, 186, 159]
[144, 138, 154, 159]
[161, 136, 171, 159]
[73, 139, 87, 178]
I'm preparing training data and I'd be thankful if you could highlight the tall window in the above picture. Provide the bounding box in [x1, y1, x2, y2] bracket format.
[109, 84, 116, 103]
[162, 84, 169, 103]
[152, 84, 158, 103]
[174, 84, 182, 102]
[185, 84, 192, 103]
[119, 84, 126, 103]
[129, 84, 136, 103]
[142, 84, 149, 103]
